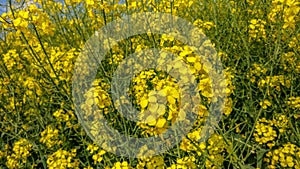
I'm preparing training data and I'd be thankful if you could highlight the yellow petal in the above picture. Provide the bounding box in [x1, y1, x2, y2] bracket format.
[170, 89, 180, 98]
[148, 95, 157, 103]
[147, 116, 157, 126]
[14, 17, 22, 27]
[180, 50, 192, 57]
[146, 115, 156, 123]
[157, 104, 165, 116]
[156, 118, 166, 128]
[167, 112, 173, 120]
[186, 56, 196, 63]
[194, 62, 202, 71]
[140, 99, 148, 109]
[178, 110, 186, 120]
[167, 96, 176, 105]
[23, 11, 29, 19]
[149, 103, 158, 112]
[174, 62, 183, 68]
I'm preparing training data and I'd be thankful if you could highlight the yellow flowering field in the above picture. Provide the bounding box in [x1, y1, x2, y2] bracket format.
[0, 0, 300, 168]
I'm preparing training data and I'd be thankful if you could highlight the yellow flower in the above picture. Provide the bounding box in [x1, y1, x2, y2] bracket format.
[40, 126, 61, 148]
[248, 19, 267, 41]
[254, 118, 277, 147]
[86, 0, 95, 6]
[167, 156, 196, 169]
[186, 56, 197, 63]
[6, 139, 32, 169]
[92, 150, 106, 164]
[140, 98, 149, 109]
[87, 144, 99, 154]
[112, 161, 132, 169]
[264, 143, 300, 168]
[259, 100, 271, 109]
[156, 118, 167, 128]
[47, 149, 79, 168]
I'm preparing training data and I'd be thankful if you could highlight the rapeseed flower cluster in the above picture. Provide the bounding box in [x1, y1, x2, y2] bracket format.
[92, 150, 106, 164]
[280, 52, 299, 73]
[110, 161, 132, 169]
[259, 100, 272, 110]
[248, 19, 267, 41]
[268, 0, 300, 30]
[6, 139, 32, 169]
[288, 34, 300, 52]
[1, 0, 300, 168]
[247, 63, 268, 83]
[40, 126, 61, 148]
[205, 134, 227, 169]
[272, 114, 289, 133]
[167, 156, 197, 169]
[136, 156, 165, 169]
[264, 143, 300, 168]
[258, 75, 291, 92]
[287, 97, 300, 110]
[86, 144, 107, 164]
[254, 118, 277, 148]
[131, 69, 180, 136]
[53, 109, 78, 128]
[180, 126, 207, 155]
[193, 19, 216, 31]
[46, 149, 79, 169]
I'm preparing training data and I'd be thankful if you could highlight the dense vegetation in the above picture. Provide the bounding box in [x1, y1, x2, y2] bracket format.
[0, 0, 300, 168]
